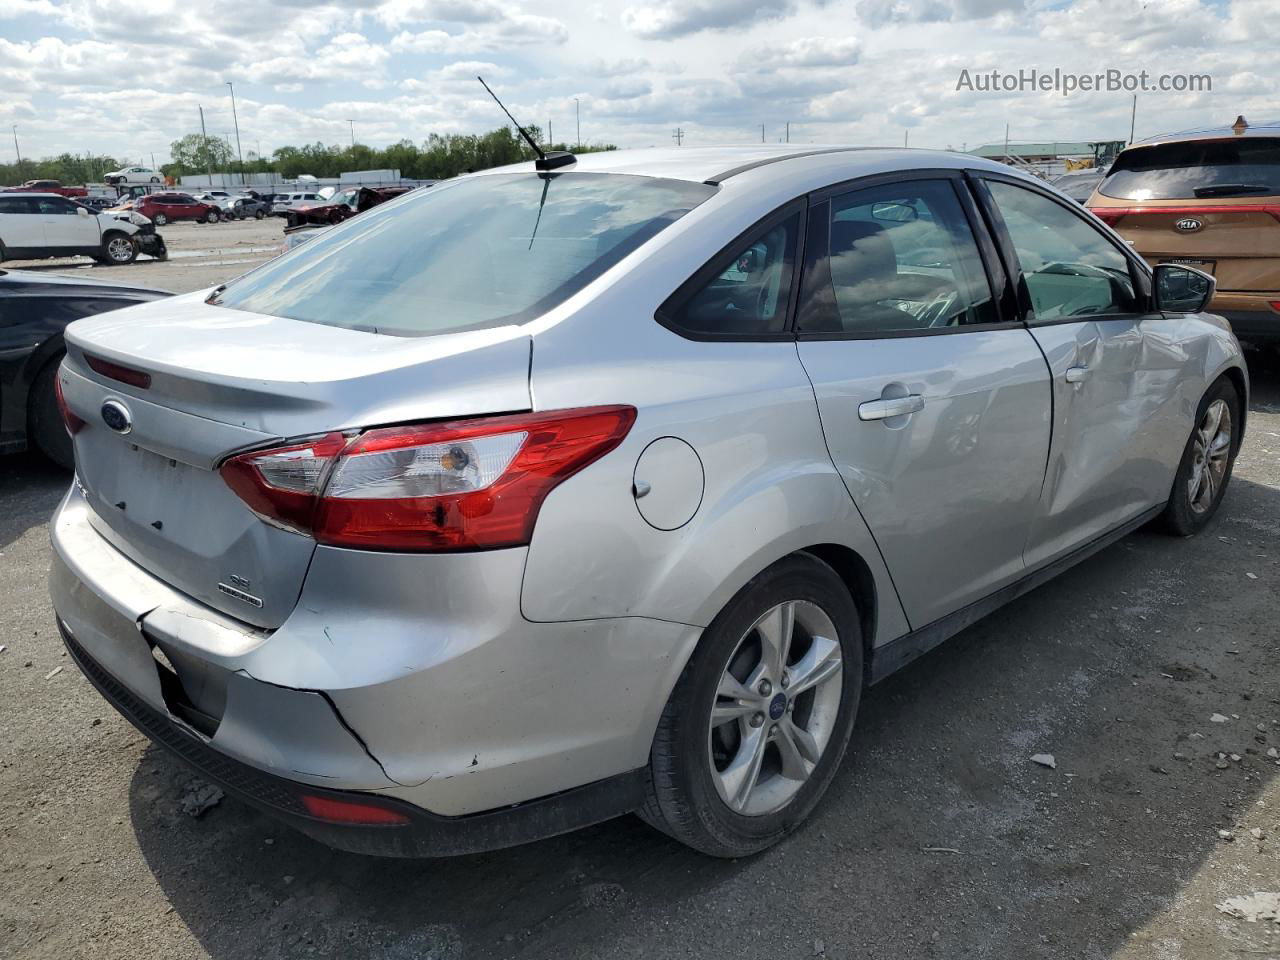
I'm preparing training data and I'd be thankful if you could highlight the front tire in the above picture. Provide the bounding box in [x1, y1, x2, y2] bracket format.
[254, 209, 265, 220]
[99, 233, 137, 265]
[1158, 376, 1241, 536]
[152, 213, 167, 226]
[641, 553, 862, 857]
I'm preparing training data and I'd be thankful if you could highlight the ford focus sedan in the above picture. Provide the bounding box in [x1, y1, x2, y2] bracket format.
[50, 146, 1246, 858]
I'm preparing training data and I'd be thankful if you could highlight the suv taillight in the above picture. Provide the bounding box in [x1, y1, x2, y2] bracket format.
[219, 406, 636, 551]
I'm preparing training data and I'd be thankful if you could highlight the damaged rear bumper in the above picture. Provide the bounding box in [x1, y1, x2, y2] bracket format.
[48, 484, 687, 855]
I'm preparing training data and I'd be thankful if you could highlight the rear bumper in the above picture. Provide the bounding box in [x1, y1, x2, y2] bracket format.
[1209, 292, 1280, 343]
[59, 620, 644, 857]
[49, 484, 695, 852]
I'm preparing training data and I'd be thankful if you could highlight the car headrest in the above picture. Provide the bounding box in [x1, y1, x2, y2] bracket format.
[829, 220, 899, 294]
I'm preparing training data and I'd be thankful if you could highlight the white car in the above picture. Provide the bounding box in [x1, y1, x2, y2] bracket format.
[104, 166, 164, 185]
[0, 193, 148, 264]
[271, 191, 322, 215]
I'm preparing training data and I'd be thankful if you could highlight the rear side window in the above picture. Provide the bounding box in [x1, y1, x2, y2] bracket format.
[659, 209, 801, 337]
[216, 172, 716, 337]
[987, 180, 1138, 321]
[1100, 137, 1280, 200]
[799, 179, 998, 335]
[0, 197, 36, 214]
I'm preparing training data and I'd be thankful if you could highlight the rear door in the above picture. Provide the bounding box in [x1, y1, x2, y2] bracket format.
[975, 173, 1178, 568]
[0, 195, 46, 250]
[795, 173, 1052, 627]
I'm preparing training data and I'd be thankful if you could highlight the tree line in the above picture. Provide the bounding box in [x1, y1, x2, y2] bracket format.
[1, 126, 616, 187]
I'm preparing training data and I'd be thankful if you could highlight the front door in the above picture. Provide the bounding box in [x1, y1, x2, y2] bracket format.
[34, 196, 101, 251]
[975, 175, 1179, 568]
[795, 175, 1053, 628]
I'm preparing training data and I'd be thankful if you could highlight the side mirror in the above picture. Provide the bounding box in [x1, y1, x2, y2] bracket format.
[76, 207, 89, 217]
[1153, 263, 1215, 314]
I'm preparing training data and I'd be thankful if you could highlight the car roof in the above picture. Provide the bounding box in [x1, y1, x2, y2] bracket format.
[471, 145, 1019, 185]
[0, 268, 170, 297]
[2, 192, 77, 199]
[1130, 121, 1280, 149]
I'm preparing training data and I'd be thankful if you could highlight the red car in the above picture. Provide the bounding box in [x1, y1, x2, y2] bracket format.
[133, 193, 220, 226]
[2, 179, 89, 199]
[285, 185, 412, 228]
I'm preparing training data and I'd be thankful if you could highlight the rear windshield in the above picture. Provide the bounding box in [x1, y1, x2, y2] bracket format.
[215, 173, 714, 336]
[1099, 137, 1280, 200]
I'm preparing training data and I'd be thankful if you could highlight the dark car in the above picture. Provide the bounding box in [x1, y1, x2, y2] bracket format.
[228, 196, 270, 220]
[0, 269, 170, 467]
[285, 185, 412, 228]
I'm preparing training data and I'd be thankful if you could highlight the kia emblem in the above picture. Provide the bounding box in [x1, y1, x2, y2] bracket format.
[100, 399, 132, 434]
[1174, 217, 1203, 233]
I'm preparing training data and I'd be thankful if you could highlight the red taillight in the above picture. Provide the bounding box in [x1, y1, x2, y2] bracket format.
[299, 793, 410, 826]
[53, 374, 85, 435]
[219, 406, 636, 551]
[85, 354, 152, 389]
[1269, 301, 1280, 313]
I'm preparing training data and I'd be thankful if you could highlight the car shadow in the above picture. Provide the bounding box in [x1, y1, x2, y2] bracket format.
[125, 470, 1280, 960]
[0, 451, 69, 552]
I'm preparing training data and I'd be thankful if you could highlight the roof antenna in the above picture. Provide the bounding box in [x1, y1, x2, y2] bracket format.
[477, 76, 576, 171]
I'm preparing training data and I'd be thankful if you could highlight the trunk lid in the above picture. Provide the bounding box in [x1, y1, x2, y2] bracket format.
[61, 292, 532, 629]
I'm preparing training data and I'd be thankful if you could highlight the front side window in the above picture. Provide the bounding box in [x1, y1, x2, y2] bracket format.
[987, 180, 1138, 321]
[799, 179, 997, 334]
[660, 210, 801, 336]
[216, 172, 716, 337]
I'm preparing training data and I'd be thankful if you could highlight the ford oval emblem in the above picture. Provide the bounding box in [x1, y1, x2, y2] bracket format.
[100, 399, 132, 434]
[1174, 217, 1203, 233]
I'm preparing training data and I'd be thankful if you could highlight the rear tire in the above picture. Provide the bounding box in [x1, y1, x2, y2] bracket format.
[152, 213, 167, 226]
[1158, 376, 1241, 537]
[254, 209, 265, 220]
[30, 360, 73, 469]
[206, 210, 220, 224]
[640, 553, 862, 857]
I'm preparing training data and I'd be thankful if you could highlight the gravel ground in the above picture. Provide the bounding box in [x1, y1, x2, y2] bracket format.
[0, 256, 1276, 958]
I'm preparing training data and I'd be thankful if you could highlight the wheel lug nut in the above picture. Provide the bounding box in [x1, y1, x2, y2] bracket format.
[781, 671, 790, 689]
[750, 712, 765, 728]
[758, 680, 772, 696]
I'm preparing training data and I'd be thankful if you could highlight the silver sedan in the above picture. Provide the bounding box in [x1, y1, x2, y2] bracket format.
[50, 145, 1246, 857]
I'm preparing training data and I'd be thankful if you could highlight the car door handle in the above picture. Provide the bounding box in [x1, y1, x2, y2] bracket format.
[1065, 365, 1091, 383]
[858, 395, 925, 421]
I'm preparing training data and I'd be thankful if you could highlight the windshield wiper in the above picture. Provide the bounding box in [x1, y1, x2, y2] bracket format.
[1193, 183, 1273, 198]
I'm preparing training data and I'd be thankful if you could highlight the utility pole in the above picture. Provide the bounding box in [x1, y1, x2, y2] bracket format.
[346, 119, 355, 148]
[548, 120, 552, 145]
[11, 125, 22, 173]
[785, 122, 790, 144]
[198, 105, 213, 185]
[574, 98, 580, 149]
[1004, 122, 1010, 160]
[150, 151, 156, 172]
[904, 130, 909, 148]
[1129, 94, 1137, 143]
[672, 127, 684, 147]
[226, 80, 245, 184]
[761, 124, 765, 143]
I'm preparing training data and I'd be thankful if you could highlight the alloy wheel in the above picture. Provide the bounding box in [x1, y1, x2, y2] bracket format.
[106, 237, 134, 263]
[1188, 399, 1232, 514]
[708, 600, 843, 816]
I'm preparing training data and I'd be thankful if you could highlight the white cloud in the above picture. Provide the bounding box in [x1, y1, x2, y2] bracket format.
[622, 0, 797, 38]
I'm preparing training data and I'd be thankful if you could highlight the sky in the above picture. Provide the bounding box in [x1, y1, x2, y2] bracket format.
[0, 0, 1274, 166]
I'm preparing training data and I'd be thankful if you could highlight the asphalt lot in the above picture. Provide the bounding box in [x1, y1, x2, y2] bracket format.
[0, 239, 1277, 958]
